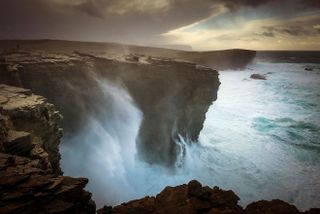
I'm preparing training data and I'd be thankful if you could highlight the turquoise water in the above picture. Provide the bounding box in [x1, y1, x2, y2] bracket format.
[61, 62, 320, 210]
[198, 62, 320, 210]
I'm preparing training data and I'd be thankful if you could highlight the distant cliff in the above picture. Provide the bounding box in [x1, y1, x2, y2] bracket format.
[0, 50, 220, 166]
[0, 40, 256, 70]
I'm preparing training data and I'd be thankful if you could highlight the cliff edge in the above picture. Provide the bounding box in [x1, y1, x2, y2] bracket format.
[0, 50, 220, 166]
[0, 82, 319, 214]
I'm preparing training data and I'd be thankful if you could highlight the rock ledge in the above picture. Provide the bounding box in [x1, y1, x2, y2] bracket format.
[98, 180, 320, 214]
[0, 84, 95, 214]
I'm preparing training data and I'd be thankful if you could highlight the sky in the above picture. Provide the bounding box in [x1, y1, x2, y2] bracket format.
[0, 0, 319, 50]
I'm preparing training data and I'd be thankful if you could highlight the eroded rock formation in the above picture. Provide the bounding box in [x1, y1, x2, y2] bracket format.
[0, 84, 95, 214]
[0, 64, 319, 214]
[0, 50, 220, 166]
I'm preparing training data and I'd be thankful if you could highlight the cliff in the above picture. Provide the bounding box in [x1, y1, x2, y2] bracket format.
[0, 71, 319, 214]
[97, 180, 320, 214]
[0, 40, 256, 70]
[0, 50, 220, 166]
[0, 84, 95, 213]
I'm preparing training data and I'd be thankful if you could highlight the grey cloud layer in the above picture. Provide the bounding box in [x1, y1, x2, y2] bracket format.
[0, 0, 319, 49]
[262, 25, 320, 37]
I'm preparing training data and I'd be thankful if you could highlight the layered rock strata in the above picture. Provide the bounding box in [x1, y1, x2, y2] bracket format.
[0, 40, 256, 70]
[0, 84, 95, 214]
[0, 50, 220, 166]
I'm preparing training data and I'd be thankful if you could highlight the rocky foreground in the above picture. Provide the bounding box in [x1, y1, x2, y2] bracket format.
[0, 84, 95, 213]
[98, 180, 320, 214]
[0, 85, 319, 214]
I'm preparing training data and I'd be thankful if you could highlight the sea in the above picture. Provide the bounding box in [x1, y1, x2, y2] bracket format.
[61, 51, 320, 210]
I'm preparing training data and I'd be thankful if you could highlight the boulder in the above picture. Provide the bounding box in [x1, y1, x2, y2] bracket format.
[98, 180, 243, 214]
[98, 180, 319, 214]
[244, 199, 299, 214]
[250, 74, 267, 80]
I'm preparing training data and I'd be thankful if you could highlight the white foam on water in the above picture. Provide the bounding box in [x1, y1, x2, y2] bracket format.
[61, 63, 320, 210]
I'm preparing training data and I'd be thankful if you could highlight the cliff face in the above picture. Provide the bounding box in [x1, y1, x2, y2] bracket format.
[0, 84, 95, 213]
[179, 49, 256, 70]
[0, 84, 62, 174]
[0, 50, 220, 166]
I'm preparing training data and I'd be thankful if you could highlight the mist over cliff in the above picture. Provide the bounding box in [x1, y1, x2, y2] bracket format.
[61, 81, 143, 205]
[0, 44, 222, 206]
[0, 40, 319, 213]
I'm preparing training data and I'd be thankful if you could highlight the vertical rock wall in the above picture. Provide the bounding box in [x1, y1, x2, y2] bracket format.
[0, 84, 96, 214]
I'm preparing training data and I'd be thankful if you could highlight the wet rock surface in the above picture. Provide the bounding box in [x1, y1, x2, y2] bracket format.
[0, 85, 95, 214]
[97, 180, 320, 214]
[0, 66, 319, 214]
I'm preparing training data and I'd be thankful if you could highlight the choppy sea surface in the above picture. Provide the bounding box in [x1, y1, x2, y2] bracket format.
[61, 59, 320, 210]
[198, 62, 320, 210]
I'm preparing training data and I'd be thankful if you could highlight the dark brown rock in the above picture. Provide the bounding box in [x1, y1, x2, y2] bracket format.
[250, 74, 267, 80]
[244, 199, 299, 214]
[4, 130, 33, 156]
[304, 208, 320, 214]
[98, 180, 320, 214]
[188, 179, 202, 197]
[0, 152, 96, 214]
[0, 85, 95, 214]
[210, 186, 240, 209]
[98, 180, 243, 214]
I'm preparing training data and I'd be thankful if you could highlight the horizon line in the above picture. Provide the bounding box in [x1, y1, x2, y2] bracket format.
[0, 38, 319, 52]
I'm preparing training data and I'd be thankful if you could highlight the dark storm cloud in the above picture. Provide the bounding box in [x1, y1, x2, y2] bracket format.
[262, 25, 320, 37]
[219, 0, 275, 10]
[0, 0, 219, 43]
[300, 0, 320, 8]
[281, 26, 314, 36]
[69, 0, 277, 18]
[75, 0, 105, 18]
[262, 31, 275, 37]
[0, 0, 319, 49]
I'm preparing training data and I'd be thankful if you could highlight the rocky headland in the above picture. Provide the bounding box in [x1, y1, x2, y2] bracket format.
[0, 49, 220, 166]
[0, 85, 318, 213]
[0, 40, 256, 70]
[0, 53, 319, 213]
[0, 40, 256, 166]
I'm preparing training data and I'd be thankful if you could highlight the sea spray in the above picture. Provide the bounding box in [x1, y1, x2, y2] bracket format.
[61, 62, 320, 210]
[60, 80, 143, 206]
